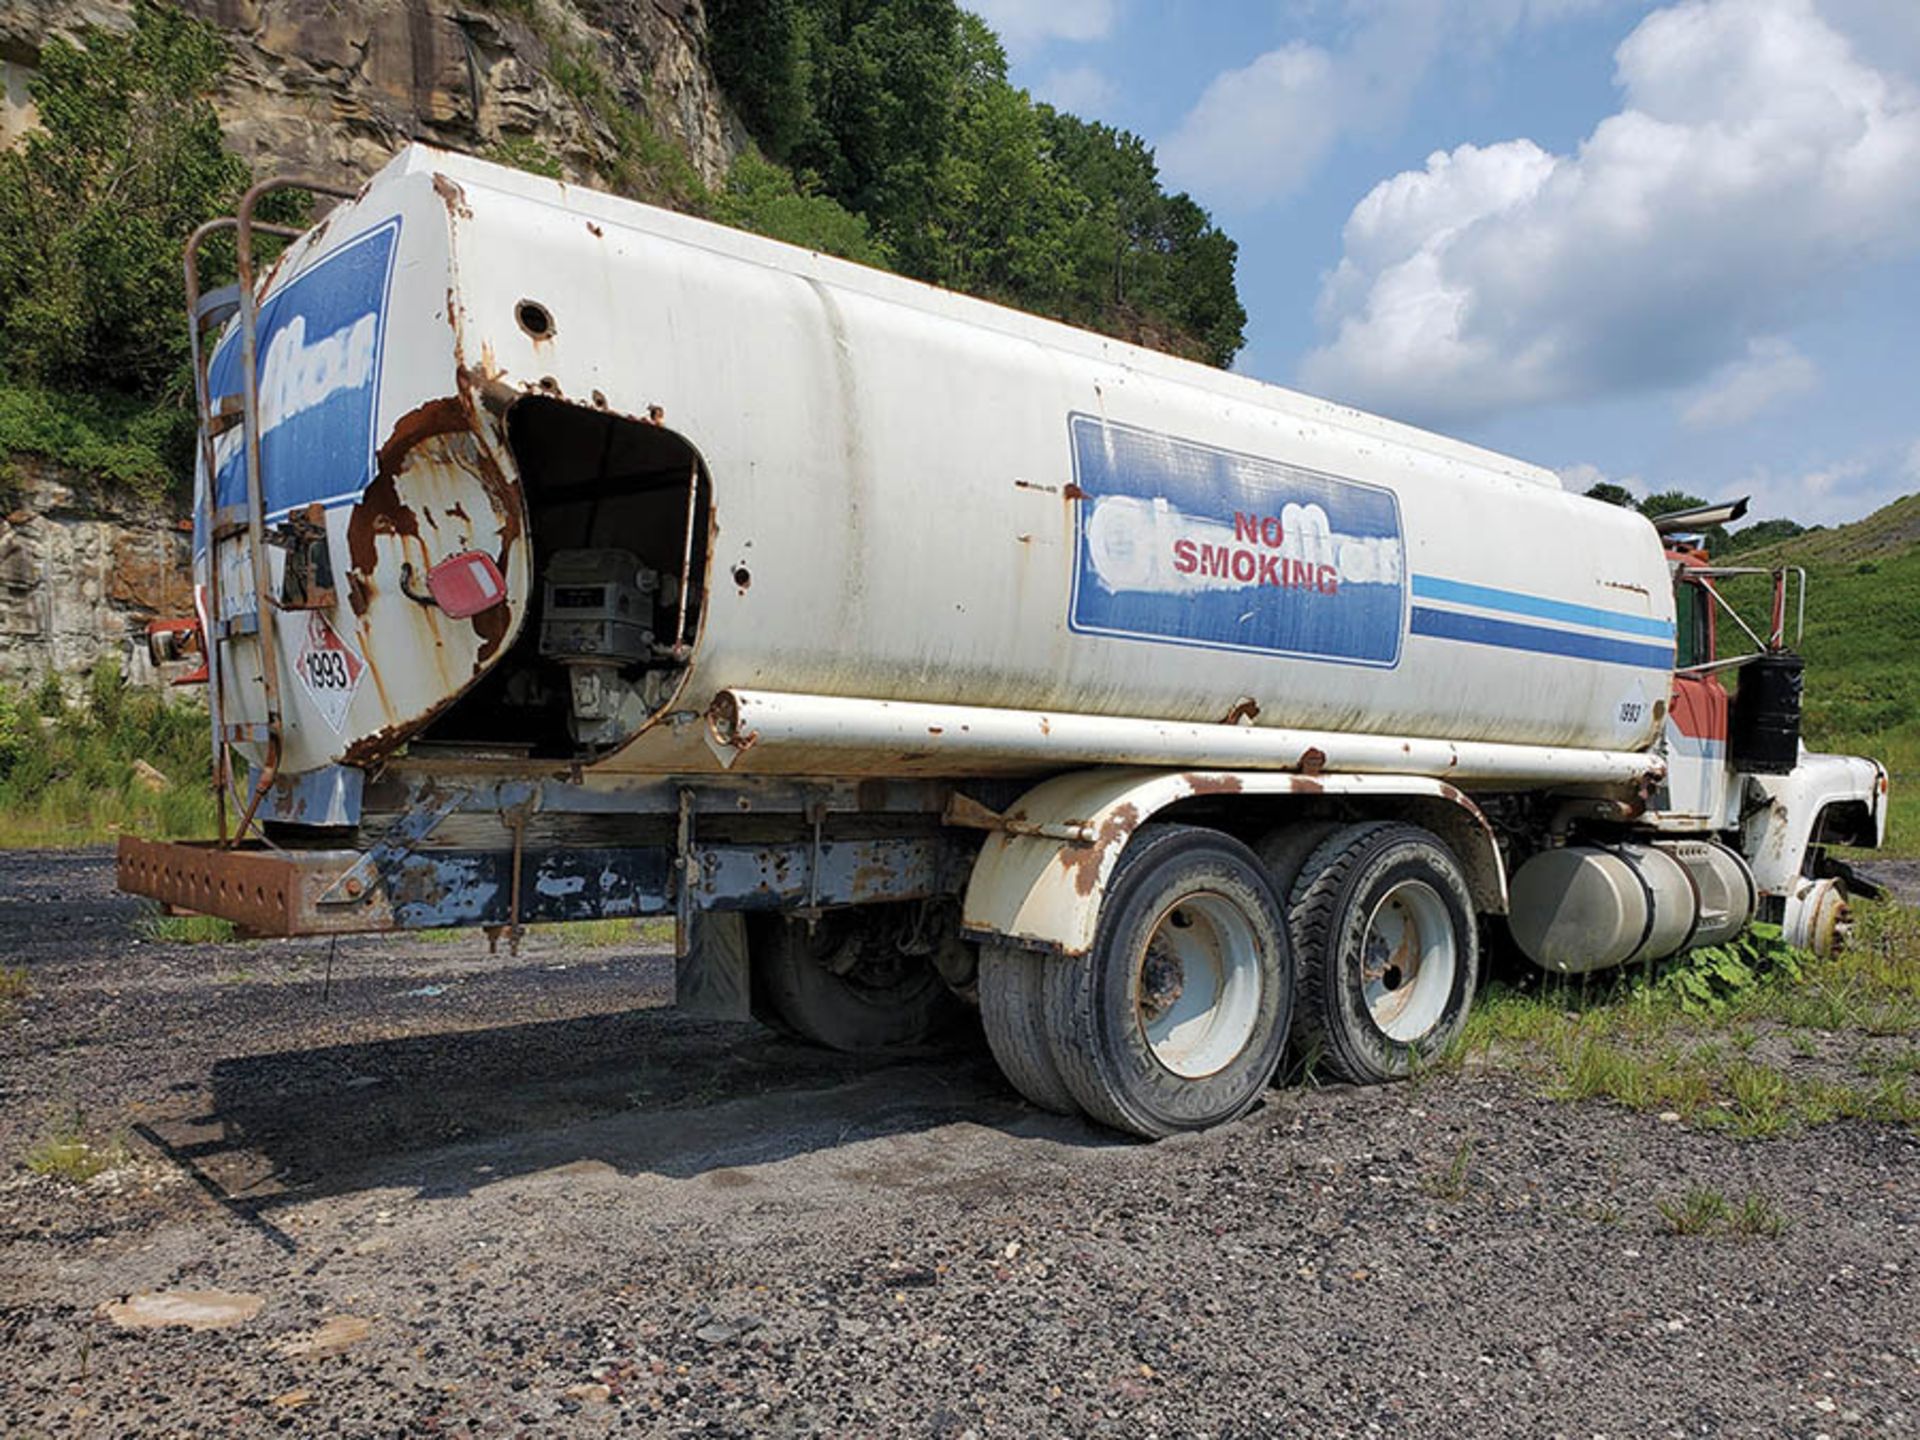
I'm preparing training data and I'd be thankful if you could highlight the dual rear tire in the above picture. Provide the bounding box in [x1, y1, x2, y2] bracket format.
[983, 825, 1292, 1138]
[980, 819, 1481, 1137]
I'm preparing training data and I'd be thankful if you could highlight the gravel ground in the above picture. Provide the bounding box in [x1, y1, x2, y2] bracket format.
[2, 849, 1917, 1437]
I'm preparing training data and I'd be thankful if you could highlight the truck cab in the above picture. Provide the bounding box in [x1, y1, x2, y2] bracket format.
[1649, 509, 1886, 952]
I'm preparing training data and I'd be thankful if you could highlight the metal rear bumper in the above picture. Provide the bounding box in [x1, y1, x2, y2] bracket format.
[118, 837, 389, 936]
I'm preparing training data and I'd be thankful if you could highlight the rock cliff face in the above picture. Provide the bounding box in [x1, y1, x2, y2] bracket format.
[0, 463, 194, 691]
[0, 0, 747, 688]
[3, 0, 747, 189]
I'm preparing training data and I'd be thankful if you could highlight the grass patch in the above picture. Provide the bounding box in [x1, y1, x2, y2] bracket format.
[1656, 1186, 1788, 1239]
[1452, 900, 1920, 1137]
[1423, 1134, 1475, 1201]
[137, 910, 237, 944]
[0, 661, 216, 848]
[411, 917, 674, 948]
[0, 964, 27, 1019]
[24, 1118, 127, 1184]
[553, 917, 673, 947]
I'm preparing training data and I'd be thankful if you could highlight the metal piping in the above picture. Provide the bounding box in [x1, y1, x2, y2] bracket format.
[706, 690, 1665, 787]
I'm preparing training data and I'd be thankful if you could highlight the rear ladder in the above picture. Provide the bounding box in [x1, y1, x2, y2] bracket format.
[182, 178, 354, 845]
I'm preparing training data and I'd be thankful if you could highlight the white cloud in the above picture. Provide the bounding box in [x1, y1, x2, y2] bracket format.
[1733, 458, 1881, 527]
[1035, 64, 1116, 114]
[966, 1, 1118, 58]
[1159, 1, 1622, 207]
[1301, 0, 1920, 426]
[1680, 337, 1819, 429]
[1160, 43, 1345, 204]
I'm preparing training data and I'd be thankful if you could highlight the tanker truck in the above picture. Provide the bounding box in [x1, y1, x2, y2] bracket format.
[118, 146, 1889, 1138]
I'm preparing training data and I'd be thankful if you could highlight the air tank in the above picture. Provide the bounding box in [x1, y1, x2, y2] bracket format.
[198, 146, 1679, 782]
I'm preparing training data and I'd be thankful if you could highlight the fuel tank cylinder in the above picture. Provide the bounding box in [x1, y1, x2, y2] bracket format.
[1507, 840, 1757, 975]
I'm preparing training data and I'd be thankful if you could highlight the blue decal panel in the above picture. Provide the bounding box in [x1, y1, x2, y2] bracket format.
[204, 219, 400, 524]
[1067, 415, 1405, 667]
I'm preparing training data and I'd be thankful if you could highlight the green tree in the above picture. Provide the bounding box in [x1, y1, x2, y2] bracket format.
[1721, 518, 1811, 556]
[1639, 490, 1730, 552]
[710, 151, 889, 265]
[707, 0, 811, 162]
[919, 16, 1077, 301]
[1584, 481, 1638, 508]
[0, 2, 275, 499]
[704, 0, 1246, 367]
[1638, 490, 1710, 518]
[0, 2, 244, 394]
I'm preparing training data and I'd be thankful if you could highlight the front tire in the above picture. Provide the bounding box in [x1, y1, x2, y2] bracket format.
[1042, 825, 1293, 1138]
[1288, 822, 1479, 1084]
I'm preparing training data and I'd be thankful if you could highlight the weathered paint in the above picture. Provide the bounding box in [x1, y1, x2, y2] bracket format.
[118, 831, 967, 937]
[960, 768, 1508, 958]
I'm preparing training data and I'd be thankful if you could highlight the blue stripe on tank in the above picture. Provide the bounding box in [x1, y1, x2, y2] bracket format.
[1410, 575, 1673, 640]
[1409, 606, 1675, 669]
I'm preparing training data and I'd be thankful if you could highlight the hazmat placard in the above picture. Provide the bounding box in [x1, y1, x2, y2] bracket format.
[294, 612, 365, 732]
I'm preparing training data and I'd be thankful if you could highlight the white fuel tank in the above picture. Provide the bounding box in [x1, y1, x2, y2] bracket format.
[199, 146, 1677, 782]
[1508, 840, 1758, 974]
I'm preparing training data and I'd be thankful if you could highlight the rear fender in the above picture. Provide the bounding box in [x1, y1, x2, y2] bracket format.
[960, 768, 1506, 957]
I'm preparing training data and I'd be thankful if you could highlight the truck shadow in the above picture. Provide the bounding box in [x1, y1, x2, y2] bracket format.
[139, 1003, 1106, 1248]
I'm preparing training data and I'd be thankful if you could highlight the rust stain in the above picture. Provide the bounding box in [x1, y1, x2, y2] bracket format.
[431, 173, 472, 219]
[346, 462, 419, 581]
[1222, 696, 1261, 726]
[1298, 747, 1327, 775]
[1183, 774, 1245, 797]
[1057, 802, 1141, 897]
[1062, 483, 1087, 502]
[586, 221, 603, 237]
[471, 597, 512, 666]
[1013, 478, 1058, 494]
[346, 393, 528, 714]
[851, 860, 902, 898]
[1291, 776, 1325, 794]
[446, 501, 471, 524]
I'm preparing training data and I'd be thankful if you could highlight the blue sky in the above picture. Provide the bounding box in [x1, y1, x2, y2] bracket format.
[967, 0, 1920, 531]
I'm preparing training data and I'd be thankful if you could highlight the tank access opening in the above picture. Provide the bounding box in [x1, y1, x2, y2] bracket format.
[415, 396, 711, 759]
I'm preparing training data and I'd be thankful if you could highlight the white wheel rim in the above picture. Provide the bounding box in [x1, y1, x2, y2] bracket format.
[1360, 880, 1455, 1043]
[1134, 891, 1264, 1079]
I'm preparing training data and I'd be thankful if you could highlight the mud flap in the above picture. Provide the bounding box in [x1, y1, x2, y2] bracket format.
[675, 911, 752, 1021]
